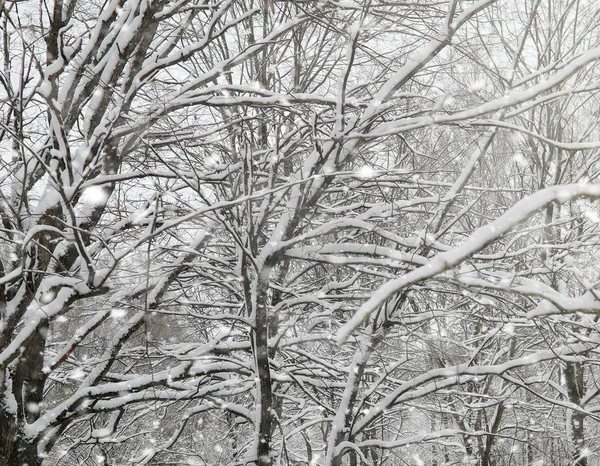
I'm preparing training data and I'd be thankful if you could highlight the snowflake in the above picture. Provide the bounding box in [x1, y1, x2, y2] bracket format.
[358, 165, 374, 179]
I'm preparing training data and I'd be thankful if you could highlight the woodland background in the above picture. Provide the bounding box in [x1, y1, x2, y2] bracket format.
[2, 0, 600, 465]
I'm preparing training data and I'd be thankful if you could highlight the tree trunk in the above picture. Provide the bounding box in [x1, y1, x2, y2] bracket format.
[1, 328, 47, 466]
[254, 269, 274, 466]
[0, 424, 40, 466]
[565, 362, 588, 466]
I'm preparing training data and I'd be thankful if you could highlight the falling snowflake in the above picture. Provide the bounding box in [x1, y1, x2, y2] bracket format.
[358, 165, 374, 179]
[81, 185, 108, 207]
[110, 308, 127, 319]
[26, 402, 40, 414]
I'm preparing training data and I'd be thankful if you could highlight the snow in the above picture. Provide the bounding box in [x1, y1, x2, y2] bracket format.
[351, 338, 599, 436]
[2, 379, 18, 414]
[80, 186, 109, 207]
[40, 291, 56, 304]
[358, 165, 374, 179]
[0, 287, 79, 367]
[68, 368, 86, 381]
[110, 308, 127, 319]
[5, 0, 600, 463]
[584, 209, 600, 223]
[92, 428, 112, 438]
[413, 454, 425, 466]
[370, 41, 600, 138]
[513, 151, 528, 166]
[26, 402, 40, 414]
[337, 183, 600, 344]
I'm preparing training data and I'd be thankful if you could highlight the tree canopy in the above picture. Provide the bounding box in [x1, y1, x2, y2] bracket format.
[3, 0, 600, 465]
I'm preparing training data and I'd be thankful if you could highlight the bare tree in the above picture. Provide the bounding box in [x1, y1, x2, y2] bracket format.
[4, 0, 600, 465]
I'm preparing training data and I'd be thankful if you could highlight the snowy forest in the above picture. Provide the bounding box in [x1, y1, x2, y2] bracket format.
[4, 0, 600, 464]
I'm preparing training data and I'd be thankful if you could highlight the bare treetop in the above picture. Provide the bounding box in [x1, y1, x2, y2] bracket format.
[2, 0, 600, 465]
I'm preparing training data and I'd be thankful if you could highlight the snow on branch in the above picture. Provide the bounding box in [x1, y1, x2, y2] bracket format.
[337, 183, 600, 344]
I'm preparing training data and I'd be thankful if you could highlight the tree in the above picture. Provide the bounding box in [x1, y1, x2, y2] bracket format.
[3, 0, 600, 465]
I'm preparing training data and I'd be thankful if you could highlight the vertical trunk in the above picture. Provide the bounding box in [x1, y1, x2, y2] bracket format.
[481, 403, 504, 466]
[0, 405, 17, 465]
[1, 373, 40, 466]
[571, 410, 588, 466]
[0, 432, 40, 466]
[523, 390, 534, 466]
[254, 269, 274, 466]
[0, 330, 47, 466]
[564, 362, 587, 466]
[526, 440, 534, 466]
[0, 2, 69, 462]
